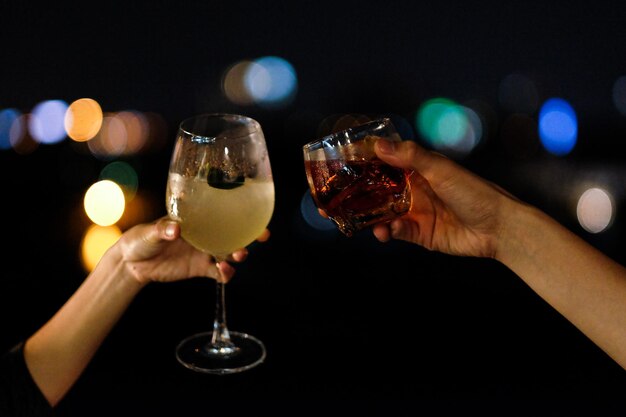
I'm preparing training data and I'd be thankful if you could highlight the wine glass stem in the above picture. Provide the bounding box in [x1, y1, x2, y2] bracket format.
[212, 281, 232, 345]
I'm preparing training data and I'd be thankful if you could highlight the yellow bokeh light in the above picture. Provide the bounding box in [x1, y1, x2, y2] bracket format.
[65, 98, 103, 142]
[84, 180, 126, 226]
[81, 224, 122, 272]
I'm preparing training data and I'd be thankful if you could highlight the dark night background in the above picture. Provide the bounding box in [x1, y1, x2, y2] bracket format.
[1, 1, 626, 416]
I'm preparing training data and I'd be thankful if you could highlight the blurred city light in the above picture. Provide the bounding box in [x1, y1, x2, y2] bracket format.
[100, 161, 139, 201]
[415, 97, 482, 157]
[116, 110, 149, 154]
[84, 180, 126, 226]
[86, 110, 157, 158]
[81, 224, 122, 272]
[0, 108, 21, 150]
[11, 114, 37, 155]
[65, 98, 103, 142]
[612, 75, 626, 116]
[29, 99, 68, 144]
[246, 56, 297, 107]
[222, 56, 297, 108]
[222, 60, 258, 106]
[577, 187, 614, 233]
[300, 189, 336, 232]
[87, 113, 127, 159]
[538, 98, 577, 156]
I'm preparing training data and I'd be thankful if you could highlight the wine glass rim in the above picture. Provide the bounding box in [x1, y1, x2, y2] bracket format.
[179, 113, 261, 140]
[302, 117, 391, 151]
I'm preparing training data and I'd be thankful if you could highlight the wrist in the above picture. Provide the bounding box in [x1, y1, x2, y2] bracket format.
[494, 198, 546, 267]
[93, 244, 148, 294]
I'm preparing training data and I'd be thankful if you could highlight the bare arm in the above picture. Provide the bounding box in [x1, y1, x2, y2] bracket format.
[497, 200, 626, 369]
[372, 139, 626, 370]
[23, 218, 266, 406]
[23, 253, 145, 407]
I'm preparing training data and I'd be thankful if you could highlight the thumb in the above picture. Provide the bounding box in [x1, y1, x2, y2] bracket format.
[375, 139, 437, 175]
[140, 218, 180, 246]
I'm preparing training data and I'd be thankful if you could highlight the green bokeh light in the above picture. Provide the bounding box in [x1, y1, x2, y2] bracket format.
[100, 161, 138, 201]
[416, 97, 469, 149]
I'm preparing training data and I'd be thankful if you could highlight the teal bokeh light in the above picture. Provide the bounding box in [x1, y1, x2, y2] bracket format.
[415, 98, 480, 157]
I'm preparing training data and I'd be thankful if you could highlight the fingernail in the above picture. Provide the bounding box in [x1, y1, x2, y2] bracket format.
[165, 222, 176, 237]
[376, 139, 394, 154]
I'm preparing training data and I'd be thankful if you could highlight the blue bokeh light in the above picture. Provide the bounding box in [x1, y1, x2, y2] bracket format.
[245, 56, 297, 108]
[29, 99, 69, 144]
[538, 98, 577, 156]
[0, 108, 22, 150]
[300, 189, 336, 232]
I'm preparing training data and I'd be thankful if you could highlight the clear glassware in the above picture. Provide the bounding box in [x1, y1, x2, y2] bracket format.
[302, 117, 412, 237]
[166, 113, 274, 374]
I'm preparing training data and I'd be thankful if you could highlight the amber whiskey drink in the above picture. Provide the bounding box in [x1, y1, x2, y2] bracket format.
[303, 118, 411, 237]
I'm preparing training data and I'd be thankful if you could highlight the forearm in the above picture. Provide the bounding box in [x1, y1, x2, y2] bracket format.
[496, 201, 626, 370]
[23, 247, 146, 407]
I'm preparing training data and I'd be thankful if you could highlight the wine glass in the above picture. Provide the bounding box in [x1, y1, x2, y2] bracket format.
[302, 117, 411, 237]
[166, 113, 274, 374]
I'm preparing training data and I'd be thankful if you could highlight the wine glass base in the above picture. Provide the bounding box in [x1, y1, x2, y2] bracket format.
[175, 330, 266, 375]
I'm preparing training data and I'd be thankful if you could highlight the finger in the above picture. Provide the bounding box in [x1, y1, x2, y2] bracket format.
[317, 208, 329, 219]
[224, 228, 270, 263]
[155, 218, 180, 241]
[256, 228, 271, 242]
[217, 261, 235, 283]
[372, 223, 392, 242]
[136, 218, 179, 248]
[228, 248, 249, 263]
[375, 139, 432, 172]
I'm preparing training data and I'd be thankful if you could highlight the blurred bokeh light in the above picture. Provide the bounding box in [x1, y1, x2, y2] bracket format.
[576, 187, 614, 234]
[29, 99, 68, 144]
[222, 60, 258, 106]
[538, 98, 577, 156]
[415, 98, 482, 157]
[612, 75, 626, 116]
[116, 110, 150, 154]
[85, 110, 155, 158]
[65, 98, 103, 142]
[11, 114, 38, 155]
[300, 189, 336, 233]
[247, 56, 297, 107]
[222, 56, 297, 108]
[100, 161, 139, 202]
[0, 108, 21, 150]
[87, 113, 128, 159]
[81, 224, 122, 272]
[84, 180, 126, 226]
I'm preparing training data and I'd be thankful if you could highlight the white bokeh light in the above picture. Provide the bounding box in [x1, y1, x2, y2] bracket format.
[576, 187, 614, 233]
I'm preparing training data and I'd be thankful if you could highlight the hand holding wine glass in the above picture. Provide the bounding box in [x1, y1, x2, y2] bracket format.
[166, 113, 274, 374]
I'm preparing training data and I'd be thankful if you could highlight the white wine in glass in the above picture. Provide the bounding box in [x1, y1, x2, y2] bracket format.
[166, 113, 274, 374]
